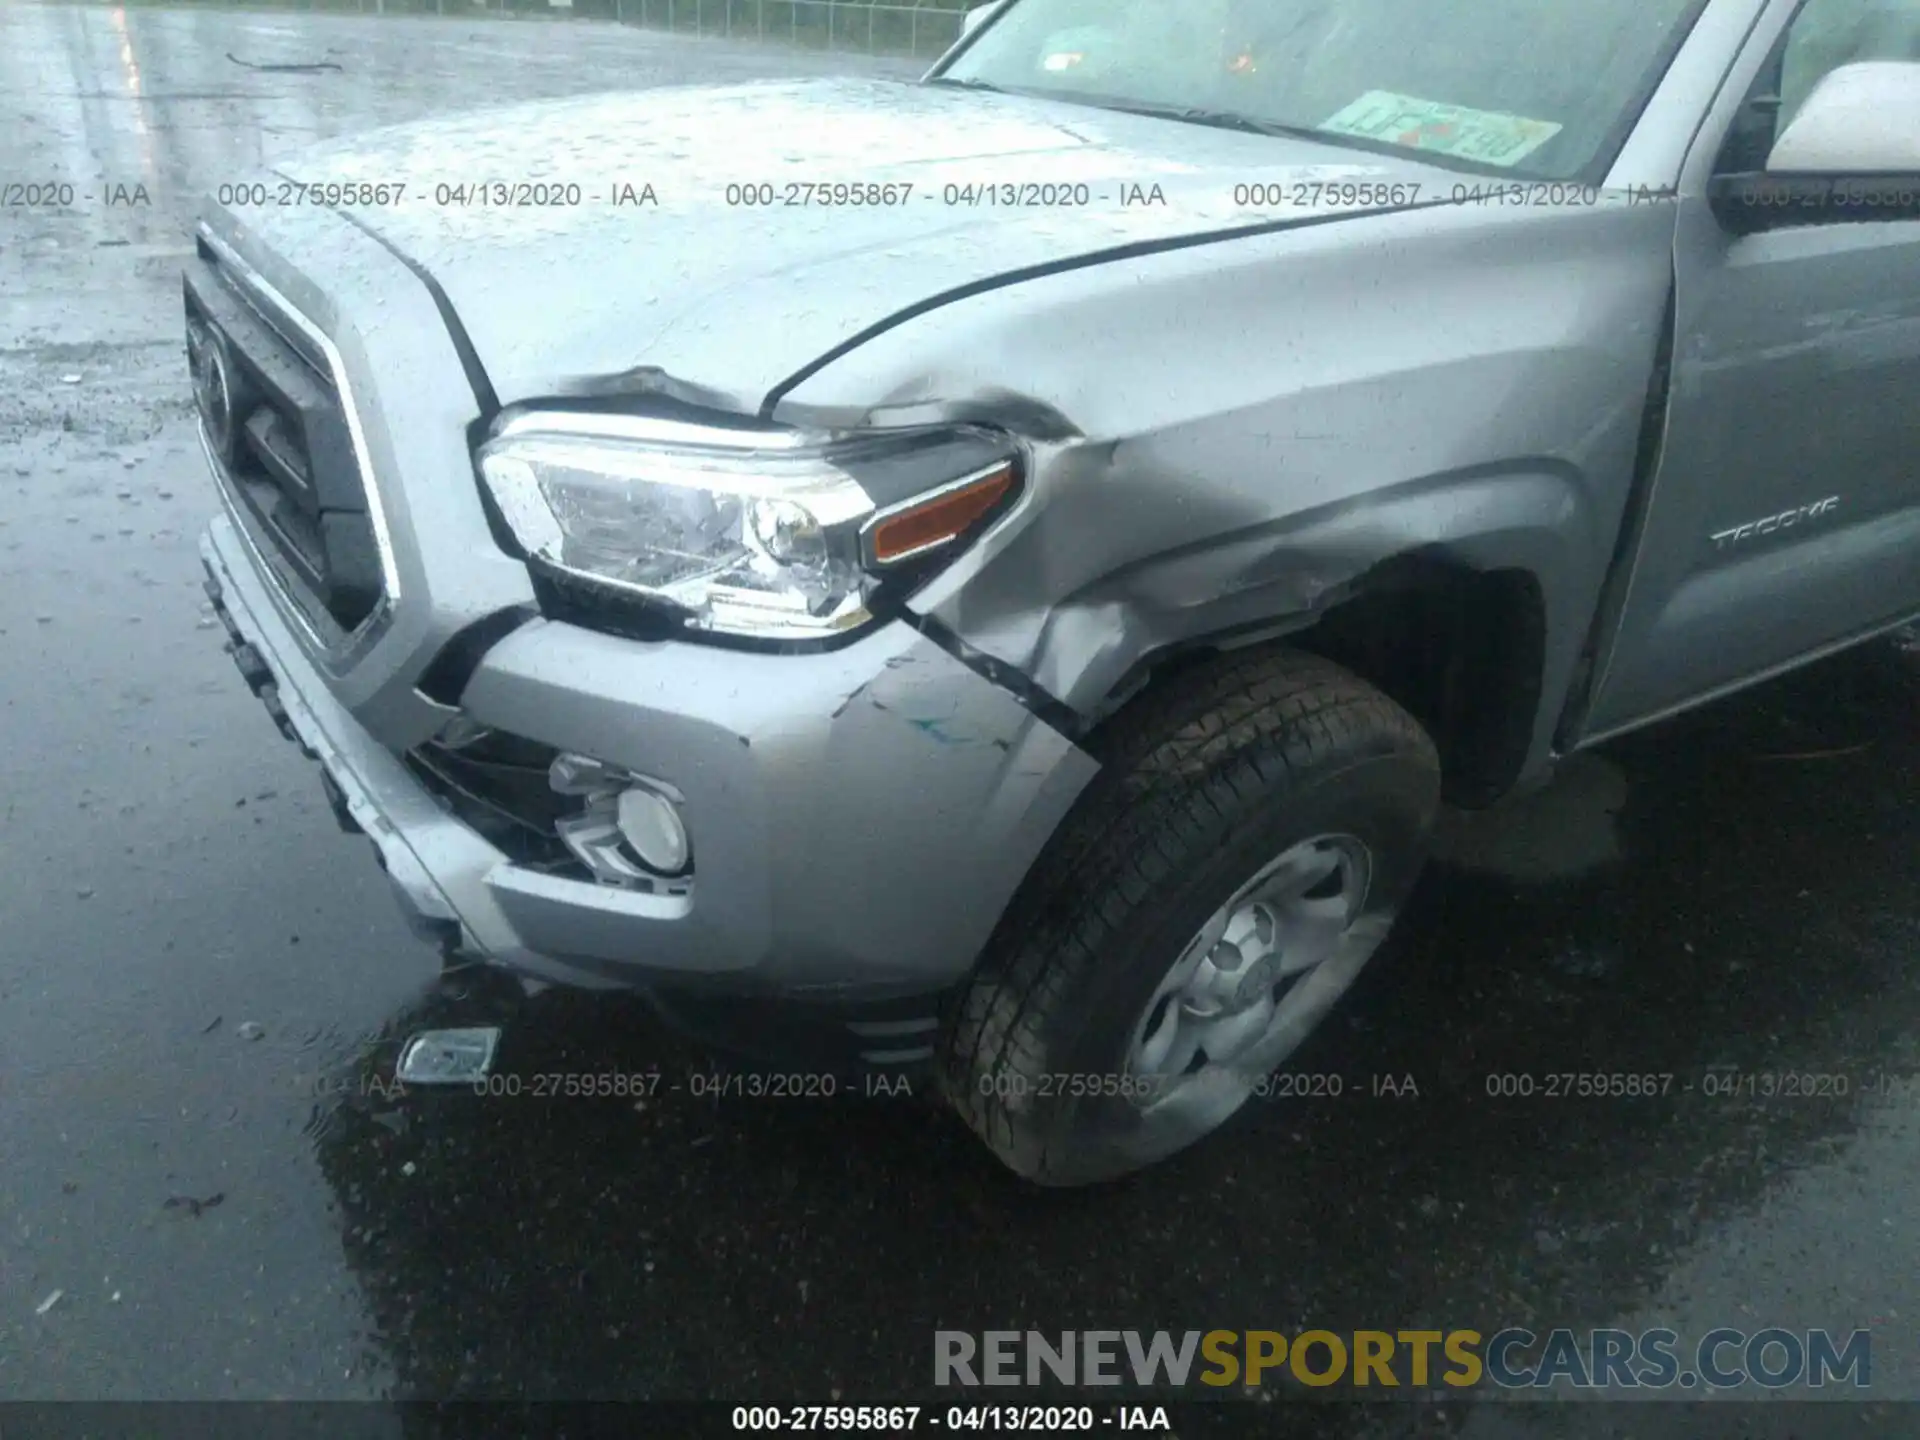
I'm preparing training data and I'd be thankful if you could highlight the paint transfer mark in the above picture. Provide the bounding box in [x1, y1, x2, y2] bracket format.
[906, 712, 969, 746]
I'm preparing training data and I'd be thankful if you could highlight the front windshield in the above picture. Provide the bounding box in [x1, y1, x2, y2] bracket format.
[941, 0, 1712, 180]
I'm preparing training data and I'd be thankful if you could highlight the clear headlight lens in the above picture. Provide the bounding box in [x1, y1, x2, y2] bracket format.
[477, 414, 1018, 642]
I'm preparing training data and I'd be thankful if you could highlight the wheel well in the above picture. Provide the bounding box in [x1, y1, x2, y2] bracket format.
[1088, 563, 1546, 808]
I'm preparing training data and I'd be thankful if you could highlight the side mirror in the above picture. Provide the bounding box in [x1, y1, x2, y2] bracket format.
[1768, 61, 1920, 173]
[960, 1, 1006, 40]
[1710, 63, 1920, 233]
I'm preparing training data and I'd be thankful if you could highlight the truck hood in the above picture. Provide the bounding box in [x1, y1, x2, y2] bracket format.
[273, 77, 1446, 411]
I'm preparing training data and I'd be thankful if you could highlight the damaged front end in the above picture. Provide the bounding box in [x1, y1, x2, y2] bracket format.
[199, 366, 1103, 1021]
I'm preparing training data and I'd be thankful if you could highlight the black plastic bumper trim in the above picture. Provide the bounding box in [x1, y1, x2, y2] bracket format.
[415, 605, 538, 707]
[904, 610, 1087, 743]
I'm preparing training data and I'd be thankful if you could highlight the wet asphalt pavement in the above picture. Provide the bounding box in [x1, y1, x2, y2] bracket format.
[4, 5, 1920, 1432]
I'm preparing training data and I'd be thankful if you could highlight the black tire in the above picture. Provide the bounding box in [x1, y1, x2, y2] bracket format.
[939, 646, 1441, 1186]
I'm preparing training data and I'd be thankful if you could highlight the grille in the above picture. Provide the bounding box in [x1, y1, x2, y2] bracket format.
[403, 733, 588, 874]
[185, 244, 383, 632]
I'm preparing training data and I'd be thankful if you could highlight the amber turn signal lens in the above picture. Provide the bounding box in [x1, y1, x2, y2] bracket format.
[864, 465, 1017, 566]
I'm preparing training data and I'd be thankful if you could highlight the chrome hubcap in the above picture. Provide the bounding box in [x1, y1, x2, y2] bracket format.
[1126, 834, 1372, 1104]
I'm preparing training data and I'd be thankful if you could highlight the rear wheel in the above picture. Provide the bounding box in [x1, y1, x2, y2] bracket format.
[940, 647, 1440, 1186]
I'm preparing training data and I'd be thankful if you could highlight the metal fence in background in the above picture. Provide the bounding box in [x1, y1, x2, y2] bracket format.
[600, 0, 967, 58]
[221, 0, 973, 59]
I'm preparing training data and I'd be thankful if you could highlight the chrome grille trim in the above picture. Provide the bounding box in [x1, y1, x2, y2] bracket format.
[201, 419, 392, 666]
[196, 224, 403, 632]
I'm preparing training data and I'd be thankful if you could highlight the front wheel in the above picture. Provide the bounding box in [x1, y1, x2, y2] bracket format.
[940, 648, 1441, 1186]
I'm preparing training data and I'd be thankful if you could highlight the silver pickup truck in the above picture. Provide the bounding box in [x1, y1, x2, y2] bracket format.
[189, 0, 1920, 1185]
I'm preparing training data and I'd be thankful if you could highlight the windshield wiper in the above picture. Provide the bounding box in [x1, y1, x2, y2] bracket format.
[925, 76, 1016, 94]
[1075, 99, 1332, 144]
[931, 83, 1374, 154]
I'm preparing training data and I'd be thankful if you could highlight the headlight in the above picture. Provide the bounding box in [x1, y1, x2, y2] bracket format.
[477, 412, 1020, 642]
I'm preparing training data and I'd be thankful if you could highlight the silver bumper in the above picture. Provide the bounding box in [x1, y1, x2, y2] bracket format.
[201, 515, 1097, 998]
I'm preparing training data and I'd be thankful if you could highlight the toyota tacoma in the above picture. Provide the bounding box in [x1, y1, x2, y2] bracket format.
[189, 0, 1920, 1184]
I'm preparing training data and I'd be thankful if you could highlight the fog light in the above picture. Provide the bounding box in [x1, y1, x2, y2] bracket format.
[616, 785, 689, 874]
[549, 752, 693, 887]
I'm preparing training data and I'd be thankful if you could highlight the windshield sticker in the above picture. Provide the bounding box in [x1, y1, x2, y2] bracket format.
[1319, 91, 1562, 168]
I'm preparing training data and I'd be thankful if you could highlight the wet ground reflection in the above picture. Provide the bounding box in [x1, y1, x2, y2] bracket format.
[308, 641, 1920, 1419]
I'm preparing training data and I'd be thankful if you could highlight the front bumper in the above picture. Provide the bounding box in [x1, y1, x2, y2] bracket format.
[188, 207, 1098, 1065]
[201, 513, 1096, 1028]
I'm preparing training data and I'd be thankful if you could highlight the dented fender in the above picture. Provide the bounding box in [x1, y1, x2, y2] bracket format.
[935, 462, 1600, 719]
[771, 195, 1679, 773]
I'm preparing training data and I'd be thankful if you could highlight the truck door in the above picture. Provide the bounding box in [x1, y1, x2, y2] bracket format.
[1581, 0, 1920, 739]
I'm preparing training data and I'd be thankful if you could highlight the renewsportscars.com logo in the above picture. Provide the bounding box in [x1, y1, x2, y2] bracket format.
[934, 1328, 1872, 1391]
